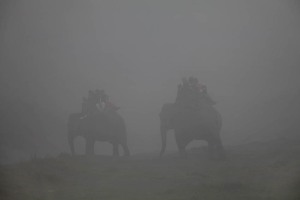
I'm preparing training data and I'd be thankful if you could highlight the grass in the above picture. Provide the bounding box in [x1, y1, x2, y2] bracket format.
[1, 139, 300, 200]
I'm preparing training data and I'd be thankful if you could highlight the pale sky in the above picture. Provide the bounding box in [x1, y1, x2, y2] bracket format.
[1, 0, 300, 160]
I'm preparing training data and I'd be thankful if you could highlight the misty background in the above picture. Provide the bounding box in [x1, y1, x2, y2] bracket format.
[0, 0, 299, 163]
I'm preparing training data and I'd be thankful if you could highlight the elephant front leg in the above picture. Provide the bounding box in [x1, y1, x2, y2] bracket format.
[112, 143, 120, 157]
[207, 138, 226, 160]
[121, 143, 130, 157]
[68, 133, 75, 156]
[215, 136, 227, 160]
[175, 133, 188, 158]
[159, 124, 168, 157]
[207, 140, 216, 159]
[85, 138, 95, 155]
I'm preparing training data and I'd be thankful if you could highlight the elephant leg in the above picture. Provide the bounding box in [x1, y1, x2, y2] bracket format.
[207, 139, 216, 159]
[85, 138, 95, 155]
[159, 123, 168, 157]
[68, 133, 75, 156]
[112, 143, 120, 157]
[175, 134, 188, 158]
[178, 145, 188, 158]
[215, 136, 226, 160]
[121, 142, 130, 157]
[207, 136, 226, 160]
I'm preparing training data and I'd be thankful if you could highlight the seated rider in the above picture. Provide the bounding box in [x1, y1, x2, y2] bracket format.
[80, 90, 98, 119]
[95, 89, 105, 111]
[96, 89, 120, 112]
[175, 77, 187, 106]
[176, 76, 216, 108]
[188, 76, 216, 106]
[81, 97, 88, 114]
[175, 77, 197, 108]
[79, 97, 88, 119]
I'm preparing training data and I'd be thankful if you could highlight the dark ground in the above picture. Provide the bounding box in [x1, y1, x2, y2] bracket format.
[1, 138, 300, 200]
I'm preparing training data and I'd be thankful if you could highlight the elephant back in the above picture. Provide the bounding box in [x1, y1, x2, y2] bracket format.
[78, 111, 126, 137]
[173, 104, 222, 135]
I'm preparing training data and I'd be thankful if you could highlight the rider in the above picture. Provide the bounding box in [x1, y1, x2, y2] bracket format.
[175, 77, 197, 108]
[188, 76, 216, 106]
[80, 90, 98, 119]
[176, 76, 216, 108]
[81, 97, 88, 114]
[175, 77, 186, 106]
[79, 97, 88, 119]
[95, 89, 106, 111]
[80, 89, 119, 120]
[189, 76, 216, 106]
[96, 89, 120, 112]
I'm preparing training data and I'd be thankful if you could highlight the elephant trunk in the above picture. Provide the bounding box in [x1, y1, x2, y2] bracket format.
[159, 123, 167, 157]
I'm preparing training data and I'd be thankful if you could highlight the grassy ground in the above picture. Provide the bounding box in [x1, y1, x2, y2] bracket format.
[1, 138, 300, 200]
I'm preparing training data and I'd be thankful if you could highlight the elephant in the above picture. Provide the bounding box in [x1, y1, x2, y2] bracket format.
[67, 111, 130, 157]
[159, 102, 225, 159]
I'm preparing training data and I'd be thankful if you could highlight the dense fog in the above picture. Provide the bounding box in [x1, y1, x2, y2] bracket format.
[1, 0, 300, 163]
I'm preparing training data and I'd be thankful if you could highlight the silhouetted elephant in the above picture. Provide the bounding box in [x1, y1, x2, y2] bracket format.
[159, 103, 225, 159]
[67, 111, 130, 157]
